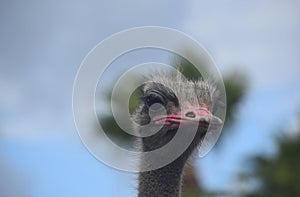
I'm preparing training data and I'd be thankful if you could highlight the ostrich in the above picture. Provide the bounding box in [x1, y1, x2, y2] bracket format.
[134, 72, 223, 197]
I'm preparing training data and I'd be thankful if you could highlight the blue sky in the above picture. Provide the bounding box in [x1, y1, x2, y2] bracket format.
[1, 0, 300, 196]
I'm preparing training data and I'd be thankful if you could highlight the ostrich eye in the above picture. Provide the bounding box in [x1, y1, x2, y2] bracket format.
[146, 95, 164, 107]
[144, 90, 166, 110]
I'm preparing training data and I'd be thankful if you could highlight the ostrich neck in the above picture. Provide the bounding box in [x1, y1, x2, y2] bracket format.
[136, 119, 204, 197]
[138, 158, 186, 197]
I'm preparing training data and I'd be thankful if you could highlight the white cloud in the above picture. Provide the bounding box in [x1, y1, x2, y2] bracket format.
[183, 0, 300, 91]
[0, 0, 190, 140]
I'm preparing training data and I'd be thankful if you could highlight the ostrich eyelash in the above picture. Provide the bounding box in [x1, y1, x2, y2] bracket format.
[142, 91, 166, 107]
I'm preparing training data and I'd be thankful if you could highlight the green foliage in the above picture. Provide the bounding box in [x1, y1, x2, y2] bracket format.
[97, 84, 142, 142]
[222, 71, 248, 129]
[241, 120, 300, 197]
[177, 58, 202, 81]
[99, 116, 133, 142]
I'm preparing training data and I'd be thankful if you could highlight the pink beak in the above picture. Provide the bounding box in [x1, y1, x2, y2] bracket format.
[153, 107, 222, 127]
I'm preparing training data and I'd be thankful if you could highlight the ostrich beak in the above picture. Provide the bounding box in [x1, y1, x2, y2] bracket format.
[153, 107, 223, 127]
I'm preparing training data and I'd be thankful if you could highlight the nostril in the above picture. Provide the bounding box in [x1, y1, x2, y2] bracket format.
[185, 111, 196, 118]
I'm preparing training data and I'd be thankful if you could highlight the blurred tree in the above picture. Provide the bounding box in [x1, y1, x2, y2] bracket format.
[238, 117, 300, 197]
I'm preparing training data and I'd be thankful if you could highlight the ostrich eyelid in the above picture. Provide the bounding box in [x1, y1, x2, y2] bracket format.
[144, 92, 166, 107]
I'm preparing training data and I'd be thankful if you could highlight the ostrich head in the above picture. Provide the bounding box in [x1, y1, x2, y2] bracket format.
[134, 72, 222, 160]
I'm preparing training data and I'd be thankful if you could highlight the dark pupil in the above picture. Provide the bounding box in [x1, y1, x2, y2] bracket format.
[146, 95, 163, 106]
